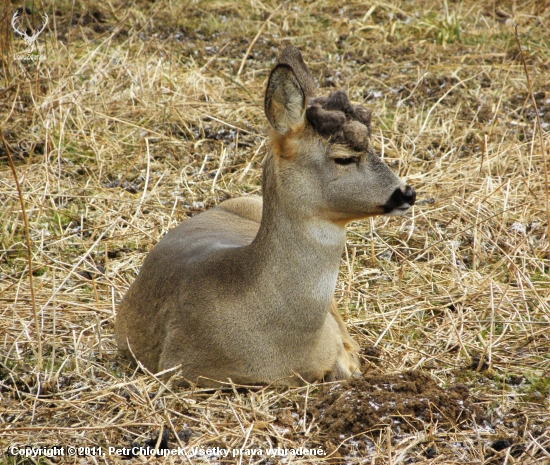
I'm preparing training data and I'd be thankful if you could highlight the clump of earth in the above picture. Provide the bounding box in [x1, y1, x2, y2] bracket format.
[313, 370, 479, 441]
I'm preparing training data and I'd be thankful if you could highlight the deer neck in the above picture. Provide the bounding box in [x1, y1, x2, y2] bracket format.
[248, 155, 346, 326]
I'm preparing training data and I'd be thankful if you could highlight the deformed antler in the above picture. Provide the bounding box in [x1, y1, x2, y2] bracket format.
[11, 11, 49, 53]
[306, 90, 373, 151]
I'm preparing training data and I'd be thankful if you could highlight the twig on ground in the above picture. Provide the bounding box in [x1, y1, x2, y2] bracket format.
[236, 5, 282, 77]
[1, 134, 42, 372]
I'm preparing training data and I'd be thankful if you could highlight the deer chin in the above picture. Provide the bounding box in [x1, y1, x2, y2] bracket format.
[383, 205, 411, 217]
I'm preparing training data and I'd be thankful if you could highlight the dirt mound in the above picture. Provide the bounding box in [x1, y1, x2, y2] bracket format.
[314, 370, 479, 440]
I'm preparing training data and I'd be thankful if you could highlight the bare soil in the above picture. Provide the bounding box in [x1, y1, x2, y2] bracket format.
[314, 371, 478, 438]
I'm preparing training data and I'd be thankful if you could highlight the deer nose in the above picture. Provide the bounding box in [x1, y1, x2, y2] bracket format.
[401, 185, 416, 206]
[382, 185, 416, 214]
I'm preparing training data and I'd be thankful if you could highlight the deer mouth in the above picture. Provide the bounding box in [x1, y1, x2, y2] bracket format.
[384, 205, 411, 217]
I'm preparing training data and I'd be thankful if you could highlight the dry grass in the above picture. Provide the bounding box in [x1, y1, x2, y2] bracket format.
[1, 0, 549, 463]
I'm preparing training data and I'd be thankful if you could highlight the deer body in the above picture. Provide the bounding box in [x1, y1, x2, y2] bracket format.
[115, 47, 415, 386]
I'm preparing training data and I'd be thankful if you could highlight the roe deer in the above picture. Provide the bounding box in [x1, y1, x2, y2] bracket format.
[115, 46, 416, 386]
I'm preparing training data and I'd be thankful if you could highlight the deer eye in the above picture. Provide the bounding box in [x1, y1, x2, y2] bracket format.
[334, 156, 359, 166]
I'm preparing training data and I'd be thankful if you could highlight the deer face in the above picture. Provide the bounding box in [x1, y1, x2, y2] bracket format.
[265, 48, 415, 224]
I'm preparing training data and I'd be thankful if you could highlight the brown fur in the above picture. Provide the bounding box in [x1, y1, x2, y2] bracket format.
[115, 46, 415, 386]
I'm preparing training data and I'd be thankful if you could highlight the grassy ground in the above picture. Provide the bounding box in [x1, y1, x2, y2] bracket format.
[1, 0, 549, 463]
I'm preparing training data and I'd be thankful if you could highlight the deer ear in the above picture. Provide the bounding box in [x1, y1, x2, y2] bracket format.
[264, 65, 306, 135]
[264, 47, 314, 135]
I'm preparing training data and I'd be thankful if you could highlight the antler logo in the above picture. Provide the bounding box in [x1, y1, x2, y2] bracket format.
[12, 10, 49, 54]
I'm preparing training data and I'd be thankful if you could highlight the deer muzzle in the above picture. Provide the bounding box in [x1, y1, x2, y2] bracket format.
[382, 185, 416, 216]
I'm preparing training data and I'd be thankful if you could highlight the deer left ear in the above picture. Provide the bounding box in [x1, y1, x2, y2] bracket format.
[265, 64, 307, 135]
[264, 47, 315, 135]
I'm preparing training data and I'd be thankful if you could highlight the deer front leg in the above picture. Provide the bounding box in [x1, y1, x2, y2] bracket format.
[326, 298, 361, 380]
